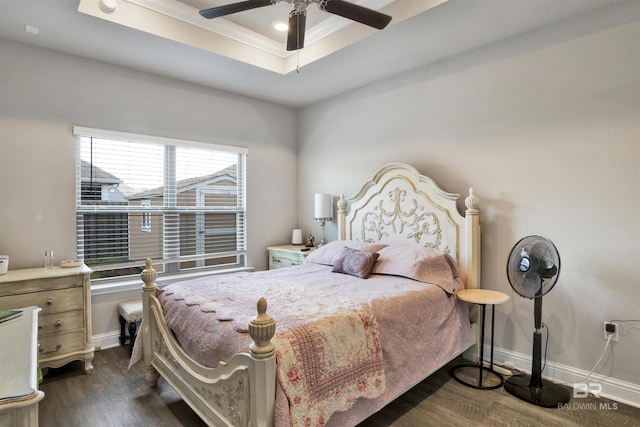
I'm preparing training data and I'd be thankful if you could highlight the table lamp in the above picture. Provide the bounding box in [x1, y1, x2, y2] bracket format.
[314, 193, 333, 247]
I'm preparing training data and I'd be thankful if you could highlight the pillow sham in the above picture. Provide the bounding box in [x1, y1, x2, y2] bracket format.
[371, 246, 463, 293]
[304, 240, 387, 266]
[332, 247, 380, 279]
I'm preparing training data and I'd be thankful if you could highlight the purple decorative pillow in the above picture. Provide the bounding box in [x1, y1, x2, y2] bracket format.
[304, 240, 387, 266]
[332, 247, 380, 279]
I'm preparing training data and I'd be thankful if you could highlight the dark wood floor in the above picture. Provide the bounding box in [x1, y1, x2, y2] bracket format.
[39, 346, 640, 426]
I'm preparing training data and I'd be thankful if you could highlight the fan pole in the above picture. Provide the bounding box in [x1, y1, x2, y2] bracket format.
[504, 294, 570, 407]
[530, 295, 543, 388]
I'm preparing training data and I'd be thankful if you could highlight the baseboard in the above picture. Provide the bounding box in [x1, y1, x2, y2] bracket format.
[486, 345, 640, 409]
[92, 330, 123, 351]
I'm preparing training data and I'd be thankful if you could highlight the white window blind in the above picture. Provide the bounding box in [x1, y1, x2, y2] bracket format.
[74, 127, 247, 280]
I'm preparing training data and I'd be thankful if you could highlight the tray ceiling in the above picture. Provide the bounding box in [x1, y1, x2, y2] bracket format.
[1, 0, 631, 107]
[79, 0, 439, 74]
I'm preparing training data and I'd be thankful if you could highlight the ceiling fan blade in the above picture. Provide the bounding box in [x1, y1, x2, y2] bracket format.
[287, 10, 307, 51]
[199, 0, 274, 20]
[320, 0, 392, 30]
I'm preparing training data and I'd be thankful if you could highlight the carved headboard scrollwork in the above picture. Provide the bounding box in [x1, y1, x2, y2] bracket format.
[337, 163, 480, 289]
[360, 186, 445, 251]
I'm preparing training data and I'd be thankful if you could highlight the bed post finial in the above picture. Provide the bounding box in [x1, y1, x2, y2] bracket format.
[465, 188, 479, 213]
[141, 258, 158, 289]
[463, 188, 481, 292]
[249, 297, 276, 360]
[337, 194, 347, 240]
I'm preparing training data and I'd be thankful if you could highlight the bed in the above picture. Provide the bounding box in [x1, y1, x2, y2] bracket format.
[137, 163, 481, 427]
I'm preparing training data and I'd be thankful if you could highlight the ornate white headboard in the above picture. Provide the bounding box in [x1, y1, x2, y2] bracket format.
[337, 163, 481, 289]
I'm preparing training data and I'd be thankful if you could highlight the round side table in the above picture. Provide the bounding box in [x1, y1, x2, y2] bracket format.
[450, 288, 510, 390]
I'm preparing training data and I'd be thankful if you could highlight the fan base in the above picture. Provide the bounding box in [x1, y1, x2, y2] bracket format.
[504, 375, 570, 408]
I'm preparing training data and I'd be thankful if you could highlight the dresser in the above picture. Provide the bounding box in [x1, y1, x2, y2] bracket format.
[0, 306, 44, 427]
[0, 265, 95, 374]
[267, 245, 316, 269]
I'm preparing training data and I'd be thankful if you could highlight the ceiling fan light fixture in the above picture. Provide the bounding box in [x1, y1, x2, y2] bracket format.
[98, 0, 119, 14]
[273, 20, 289, 32]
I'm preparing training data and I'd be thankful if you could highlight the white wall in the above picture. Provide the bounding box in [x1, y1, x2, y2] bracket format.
[298, 3, 640, 399]
[0, 39, 298, 345]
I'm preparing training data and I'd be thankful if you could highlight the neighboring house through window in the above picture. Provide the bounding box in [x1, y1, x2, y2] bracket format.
[141, 200, 151, 232]
[74, 126, 248, 280]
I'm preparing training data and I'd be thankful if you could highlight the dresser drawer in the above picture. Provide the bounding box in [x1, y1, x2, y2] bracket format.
[0, 274, 85, 296]
[38, 331, 87, 360]
[0, 287, 83, 314]
[38, 310, 84, 335]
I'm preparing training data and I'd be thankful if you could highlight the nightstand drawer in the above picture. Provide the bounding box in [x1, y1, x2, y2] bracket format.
[267, 245, 315, 270]
[38, 310, 84, 335]
[0, 287, 84, 315]
[270, 252, 305, 268]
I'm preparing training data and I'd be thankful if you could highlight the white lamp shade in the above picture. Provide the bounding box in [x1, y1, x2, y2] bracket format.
[292, 229, 303, 245]
[314, 193, 333, 220]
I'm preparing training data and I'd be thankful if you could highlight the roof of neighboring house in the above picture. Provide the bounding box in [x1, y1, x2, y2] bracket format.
[80, 159, 122, 184]
[128, 164, 238, 199]
[80, 159, 141, 197]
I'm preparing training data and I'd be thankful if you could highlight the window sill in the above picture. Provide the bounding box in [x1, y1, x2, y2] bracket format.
[90, 266, 255, 296]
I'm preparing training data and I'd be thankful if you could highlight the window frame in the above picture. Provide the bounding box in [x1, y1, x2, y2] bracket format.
[73, 126, 249, 282]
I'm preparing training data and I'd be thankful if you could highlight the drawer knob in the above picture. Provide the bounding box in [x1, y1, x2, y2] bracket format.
[40, 344, 62, 354]
[55, 319, 62, 327]
[47, 298, 53, 305]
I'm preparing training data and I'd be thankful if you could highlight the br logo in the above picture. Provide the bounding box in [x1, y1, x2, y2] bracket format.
[573, 382, 602, 398]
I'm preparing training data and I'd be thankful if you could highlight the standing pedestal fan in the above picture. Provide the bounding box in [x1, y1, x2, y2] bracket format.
[504, 235, 570, 407]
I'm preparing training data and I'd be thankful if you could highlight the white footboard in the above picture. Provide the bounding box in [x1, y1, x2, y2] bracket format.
[141, 259, 276, 427]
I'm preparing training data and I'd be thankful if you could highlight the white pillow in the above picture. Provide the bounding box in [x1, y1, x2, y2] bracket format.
[304, 240, 387, 266]
[372, 246, 463, 293]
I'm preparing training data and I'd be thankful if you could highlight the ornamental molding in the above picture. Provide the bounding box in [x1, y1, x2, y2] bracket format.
[154, 331, 249, 426]
[360, 187, 447, 252]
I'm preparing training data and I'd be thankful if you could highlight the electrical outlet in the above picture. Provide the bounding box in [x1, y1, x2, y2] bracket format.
[603, 321, 619, 342]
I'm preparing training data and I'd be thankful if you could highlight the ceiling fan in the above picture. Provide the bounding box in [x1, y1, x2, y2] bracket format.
[199, 0, 392, 51]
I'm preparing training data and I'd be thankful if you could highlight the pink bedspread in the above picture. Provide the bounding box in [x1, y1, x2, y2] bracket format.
[158, 263, 470, 427]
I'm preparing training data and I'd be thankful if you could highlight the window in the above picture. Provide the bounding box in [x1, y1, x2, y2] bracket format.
[74, 127, 248, 280]
[141, 200, 151, 232]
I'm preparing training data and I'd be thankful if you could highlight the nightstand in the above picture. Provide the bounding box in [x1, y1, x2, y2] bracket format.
[450, 289, 509, 390]
[267, 245, 316, 270]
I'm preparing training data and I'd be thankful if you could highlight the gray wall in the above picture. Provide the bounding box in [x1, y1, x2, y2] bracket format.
[0, 39, 298, 344]
[297, 4, 640, 395]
